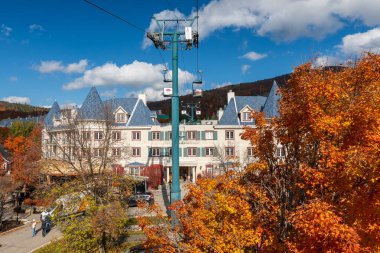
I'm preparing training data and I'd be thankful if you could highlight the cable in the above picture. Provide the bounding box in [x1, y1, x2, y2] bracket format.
[83, 0, 146, 33]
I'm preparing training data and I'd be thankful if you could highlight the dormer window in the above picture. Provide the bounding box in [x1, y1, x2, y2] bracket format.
[242, 112, 250, 121]
[114, 106, 128, 123]
[240, 106, 253, 122]
[116, 113, 125, 123]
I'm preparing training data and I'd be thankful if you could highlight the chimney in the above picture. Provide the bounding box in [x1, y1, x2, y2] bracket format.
[138, 93, 147, 105]
[217, 107, 224, 121]
[227, 90, 235, 102]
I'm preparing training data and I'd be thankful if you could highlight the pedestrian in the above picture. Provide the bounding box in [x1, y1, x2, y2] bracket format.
[31, 219, 36, 237]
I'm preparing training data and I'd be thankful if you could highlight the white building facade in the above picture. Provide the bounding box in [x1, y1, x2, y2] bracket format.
[42, 82, 280, 184]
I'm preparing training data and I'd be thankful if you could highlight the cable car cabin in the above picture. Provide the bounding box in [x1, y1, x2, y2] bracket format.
[163, 88, 172, 97]
[196, 110, 201, 115]
[193, 89, 203, 98]
[181, 110, 187, 115]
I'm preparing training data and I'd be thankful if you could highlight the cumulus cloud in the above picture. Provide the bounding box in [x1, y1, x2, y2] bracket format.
[241, 51, 267, 61]
[1, 24, 12, 37]
[29, 24, 44, 33]
[1, 96, 30, 104]
[211, 81, 233, 89]
[338, 28, 380, 56]
[63, 61, 195, 101]
[146, 0, 380, 43]
[34, 59, 88, 74]
[241, 64, 250, 74]
[313, 55, 342, 67]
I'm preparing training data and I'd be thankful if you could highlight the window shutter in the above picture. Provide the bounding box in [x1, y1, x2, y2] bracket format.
[165, 131, 168, 140]
[184, 148, 187, 157]
[213, 131, 218, 140]
[148, 148, 152, 157]
[213, 147, 218, 157]
[201, 148, 205, 157]
[160, 131, 164, 140]
[197, 131, 201, 140]
[197, 148, 201, 157]
[201, 131, 205, 140]
[148, 132, 152, 141]
[179, 148, 182, 157]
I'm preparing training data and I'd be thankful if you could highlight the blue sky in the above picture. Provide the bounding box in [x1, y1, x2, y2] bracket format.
[1, 0, 380, 107]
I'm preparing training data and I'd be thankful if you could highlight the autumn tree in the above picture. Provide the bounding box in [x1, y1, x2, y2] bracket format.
[141, 53, 380, 252]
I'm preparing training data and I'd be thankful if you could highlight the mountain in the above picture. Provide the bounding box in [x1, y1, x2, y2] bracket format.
[147, 73, 290, 121]
[0, 101, 48, 120]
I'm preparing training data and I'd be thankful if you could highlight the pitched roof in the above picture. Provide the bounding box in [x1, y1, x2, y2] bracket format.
[103, 98, 138, 114]
[263, 81, 281, 118]
[44, 101, 60, 126]
[78, 87, 105, 120]
[127, 100, 158, 126]
[218, 96, 267, 126]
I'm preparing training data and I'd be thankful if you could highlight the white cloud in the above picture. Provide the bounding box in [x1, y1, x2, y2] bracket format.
[34, 59, 88, 74]
[1, 96, 30, 104]
[338, 28, 380, 56]
[63, 61, 195, 101]
[1, 24, 12, 37]
[211, 81, 232, 89]
[241, 51, 267, 61]
[8, 76, 18, 82]
[313, 56, 342, 67]
[100, 88, 118, 98]
[146, 0, 380, 43]
[29, 24, 44, 33]
[241, 64, 250, 74]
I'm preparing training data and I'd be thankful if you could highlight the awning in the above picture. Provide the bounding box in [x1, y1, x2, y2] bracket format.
[126, 162, 146, 167]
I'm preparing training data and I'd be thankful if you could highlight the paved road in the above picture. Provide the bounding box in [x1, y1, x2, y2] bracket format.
[0, 217, 62, 253]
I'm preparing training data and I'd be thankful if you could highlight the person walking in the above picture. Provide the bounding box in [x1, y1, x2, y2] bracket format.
[31, 219, 36, 237]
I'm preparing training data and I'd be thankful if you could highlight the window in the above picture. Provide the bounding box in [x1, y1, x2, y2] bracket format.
[130, 167, 140, 176]
[151, 148, 160, 157]
[276, 147, 285, 158]
[152, 131, 161, 140]
[225, 130, 234, 140]
[132, 147, 141, 157]
[94, 131, 103, 140]
[116, 113, 125, 123]
[94, 148, 103, 157]
[205, 147, 214, 156]
[242, 112, 251, 122]
[132, 131, 141, 141]
[112, 148, 121, 157]
[187, 131, 197, 140]
[168, 131, 172, 140]
[247, 147, 254, 157]
[168, 148, 172, 157]
[187, 147, 197, 156]
[112, 131, 121, 141]
[225, 147, 235, 156]
[82, 131, 91, 140]
[204, 131, 214, 140]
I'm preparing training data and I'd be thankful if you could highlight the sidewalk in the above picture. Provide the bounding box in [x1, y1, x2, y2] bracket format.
[0, 214, 62, 253]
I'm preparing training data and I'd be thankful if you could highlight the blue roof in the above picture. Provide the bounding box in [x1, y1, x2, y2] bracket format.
[103, 98, 138, 115]
[218, 96, 267, 126]
[44, 102, 60, 126]
[78, 87, 105, 120]
[127, 100, 158, 126]
[263, 81, 281, 118]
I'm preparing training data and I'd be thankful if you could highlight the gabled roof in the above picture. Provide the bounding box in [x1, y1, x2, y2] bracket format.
[218, 96, 267, 126]
[78, 87, 105, 120]
[44, 102, 60, 126]
[127, 100, 159, 126]
[103, 98, 138, 115]
[263, 81, 281, 118]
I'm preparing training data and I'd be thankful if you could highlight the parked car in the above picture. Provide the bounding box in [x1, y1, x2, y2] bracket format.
[128, 192, 154, 207]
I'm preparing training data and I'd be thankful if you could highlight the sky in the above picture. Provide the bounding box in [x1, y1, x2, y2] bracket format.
[1, 0, 380, 107]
